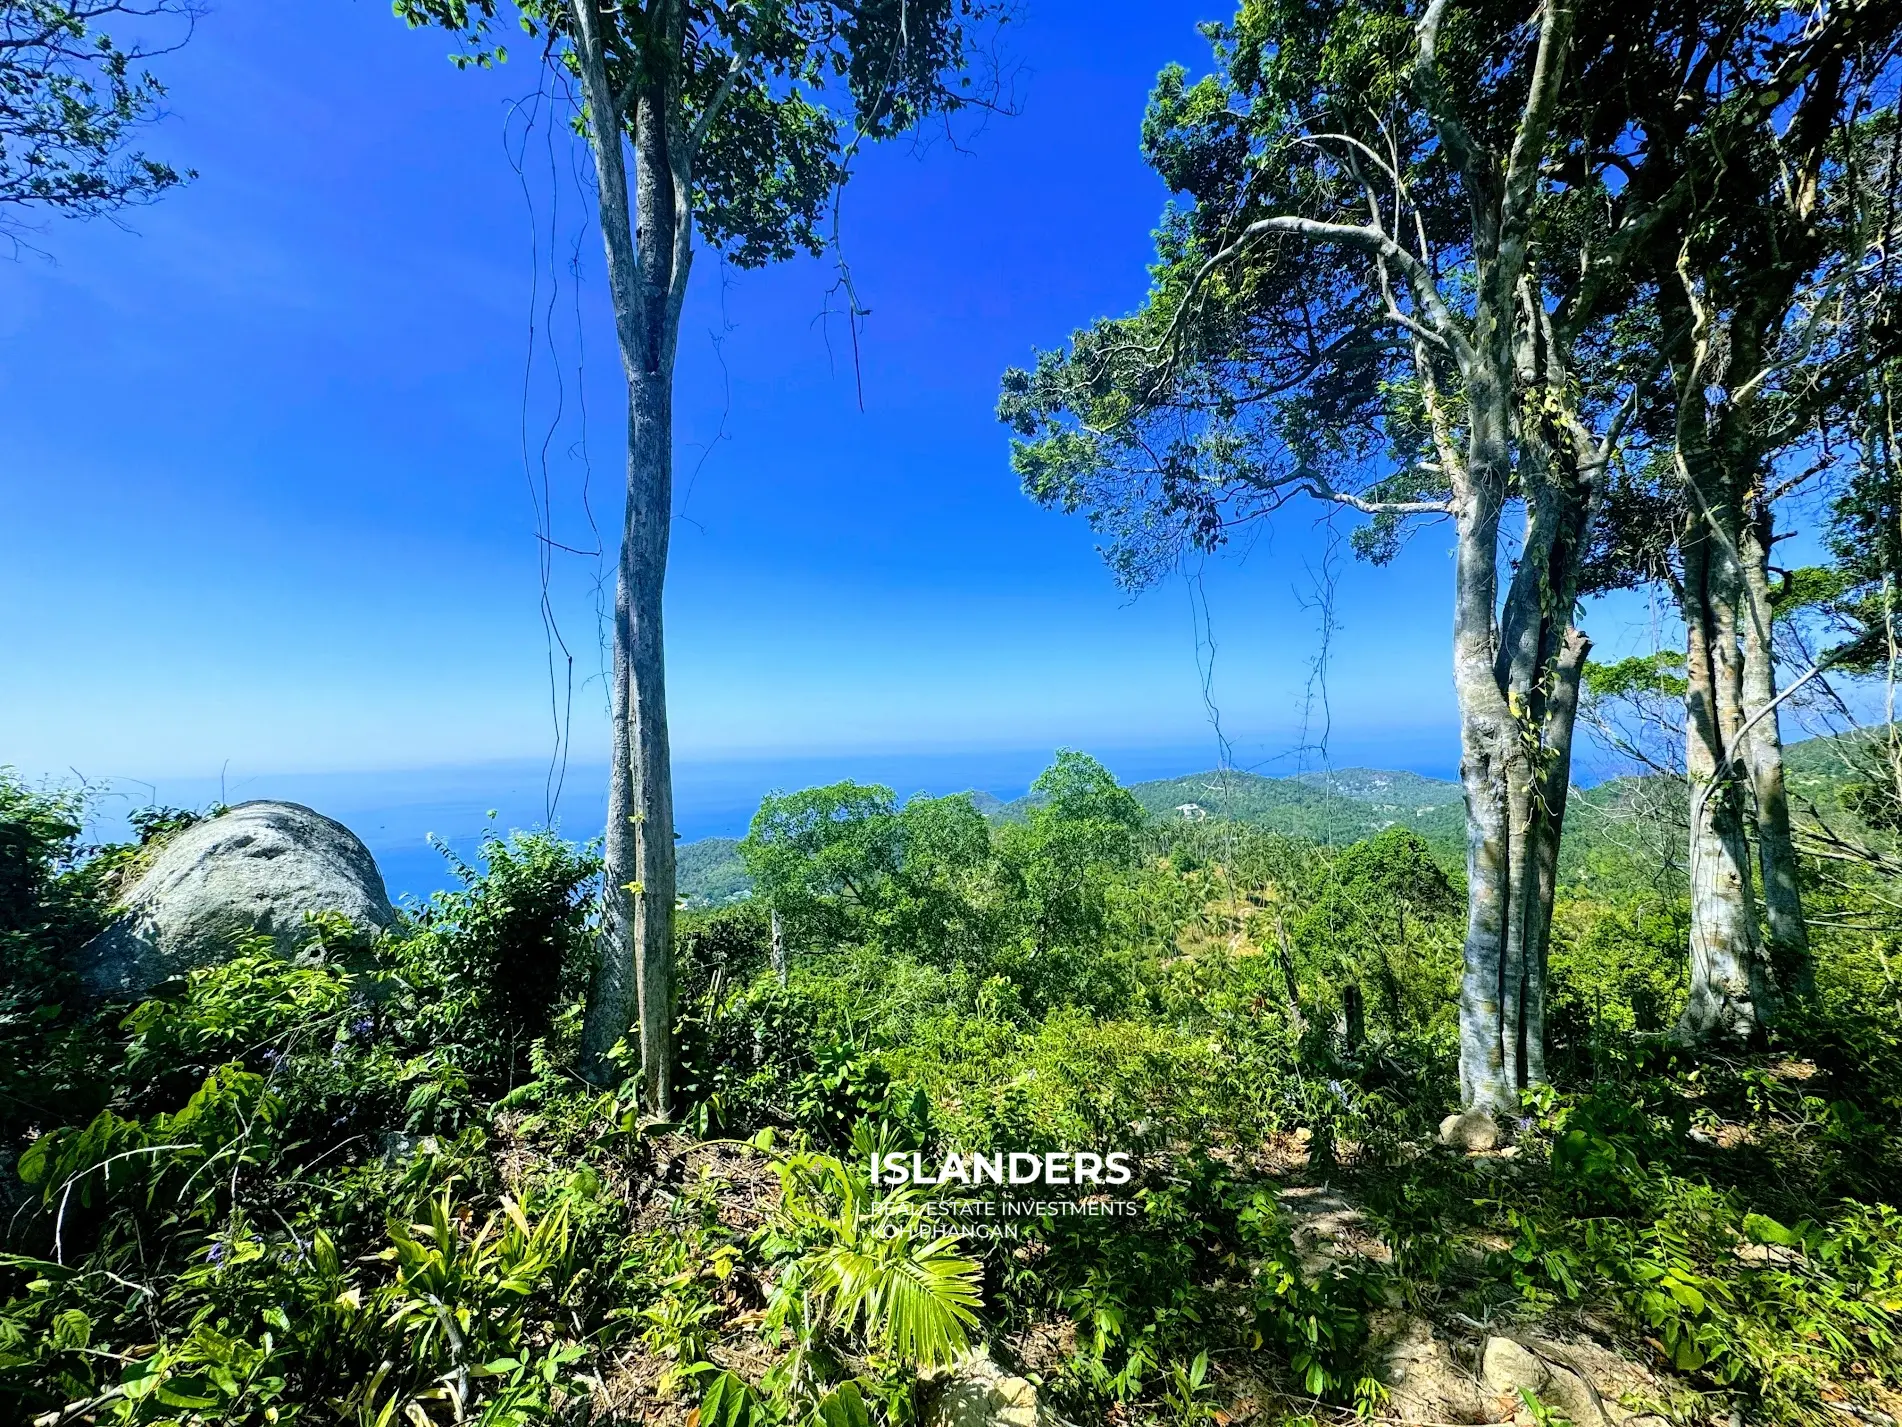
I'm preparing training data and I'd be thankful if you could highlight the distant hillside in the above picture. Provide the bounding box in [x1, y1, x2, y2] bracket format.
[1131, 767, 1465, 843]
[677, 837, 749, 909]
[1001, 766, 1468, 852]
[1556, 775, 1688, 889]
[674, 733, 1883, 908]
[1549, 728, 1877, 891]
[676, 767, 1473, 906]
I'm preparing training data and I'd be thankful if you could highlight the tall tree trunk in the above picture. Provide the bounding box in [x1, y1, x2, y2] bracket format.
[1456, 648, 1573, 1110]
[1523, 626, 1589, 1090]
[583, 367, 677, 1109]
[1452, 322, 1598, 1112]
[617, 360, 677, 1114]
[1677, 518, 1777, 1044]
[1740, 505, 1811, 997]
[567, 15, 682, 1114]
[1415, 0, 1581, 1117]
[1341, 982, 1366, 1052]
[1453, 396, 1530, 1115]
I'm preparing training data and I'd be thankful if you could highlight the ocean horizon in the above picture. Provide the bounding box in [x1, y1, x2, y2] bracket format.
[65, 732, 1467, 901]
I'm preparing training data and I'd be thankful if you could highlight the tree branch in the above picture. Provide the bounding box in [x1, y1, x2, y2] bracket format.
[1247, 214, 1474, 365]
[1499, 0, 1574, 241]
[1413, 0, 1485, 184]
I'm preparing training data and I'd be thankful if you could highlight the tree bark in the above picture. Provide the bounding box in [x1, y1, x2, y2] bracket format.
[1523, 626, 1589, 1090]
[1341, 982, 1365, 1052]
[1676, 516, 1777, 1044]
[1449, 288, 1599, 1113]
[567, 3, 682, 1115]
[1449, 374, 1575, 1113]
[1740, 506, 1812, 997]
[1454, 540, 1592, 1109]
[1452, 414, 1523, 1115]
[1435, 0, 1580, 1117]
[614, 361, 677, 1114]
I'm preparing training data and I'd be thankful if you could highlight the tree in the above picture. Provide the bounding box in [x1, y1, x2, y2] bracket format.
[1654, 42, 1878, 1040]
[996, 749, 1144, 958]
[1, 0, 195, 240]
[1582, 10, 1902, 1040]
[1306, 827, 1461, 1032]
[741, 781, 1000, 975]
[395, 0, 1007, 1111]
[740, 780, 902, 951]
[1005, 0, 1902, 1100]
[1002, 0, 1659, 1114]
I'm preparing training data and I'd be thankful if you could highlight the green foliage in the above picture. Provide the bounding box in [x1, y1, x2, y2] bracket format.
[398, 830, 600, 1086]
[1583, 653, 1689, 701]
[767, 1150, 982, 1370]
[996, 0, 1522, 586]
[1822, 428, 1902, 673]
[389, 0, 1004, 272]
[736, 753, 1147, 1017]
[0, 772, 103, 1142]
[1496, 1086, 1902, 1419]
[0, 0, 194, 229]
[996, 750, 1145, 967]
[1111, 767, 1467, 852]
[1546, 898, 1690, 1070]
[742, 782, 904, 945]
[6, 755, 1901, 1426]
[680, 836, 754, 908]
[699, 1369, 769, 1427]
[127, 803, 221, 845]
[1005, 1154, 1383, 1416]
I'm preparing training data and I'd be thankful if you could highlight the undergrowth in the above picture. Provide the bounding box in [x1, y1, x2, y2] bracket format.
[0, 757, 1897, 1426]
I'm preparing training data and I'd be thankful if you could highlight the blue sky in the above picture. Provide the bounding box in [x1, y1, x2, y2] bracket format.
[0, 0, 1591, 864]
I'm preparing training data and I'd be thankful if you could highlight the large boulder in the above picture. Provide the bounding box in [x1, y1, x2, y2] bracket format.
[76, 801, 396, 997]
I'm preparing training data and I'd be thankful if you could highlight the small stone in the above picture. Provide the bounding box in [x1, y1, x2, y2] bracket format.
[1438, 1109, 1501, 1152]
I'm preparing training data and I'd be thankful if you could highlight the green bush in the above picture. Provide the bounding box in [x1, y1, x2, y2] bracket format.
[396, 830, 600, 1089]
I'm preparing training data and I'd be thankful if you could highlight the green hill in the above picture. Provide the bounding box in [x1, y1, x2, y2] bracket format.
[678, 765, 1474, 906]
[994, 766, 1467, 852]
[1127, 767, 1466, 848]
[1549, 729, 1879, 892]
[672, 733, 1878, 909]
[677, 836, 750, 909]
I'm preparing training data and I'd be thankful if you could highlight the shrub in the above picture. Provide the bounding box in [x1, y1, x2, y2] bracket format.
[396, 830, 600, 1088]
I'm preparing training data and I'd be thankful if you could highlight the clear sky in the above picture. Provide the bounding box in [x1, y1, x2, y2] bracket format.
[0, 0, 1551, 831]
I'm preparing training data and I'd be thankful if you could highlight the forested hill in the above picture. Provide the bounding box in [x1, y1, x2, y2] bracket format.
[676, 765, 1469, 906]
[672, 737, 1876, 906]
[676, 837, 750, 908]
[1109, 767, 1466, 844]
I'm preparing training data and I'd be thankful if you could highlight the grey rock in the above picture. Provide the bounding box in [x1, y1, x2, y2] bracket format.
[1439, 1108, 1502, 1152]
[924, 1346, 1045, 1427]
[76, 801, 395, 997]
[1380, 1317, 1649, 1426]
[378, 1132, 440, 1165]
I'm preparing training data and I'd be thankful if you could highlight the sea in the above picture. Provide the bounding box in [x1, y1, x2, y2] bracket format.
[73, 733, 1464, 903]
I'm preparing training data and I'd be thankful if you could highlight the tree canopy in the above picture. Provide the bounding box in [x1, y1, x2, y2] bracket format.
[393, 0, 1008, 273]
[1, 0, 195, 237]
